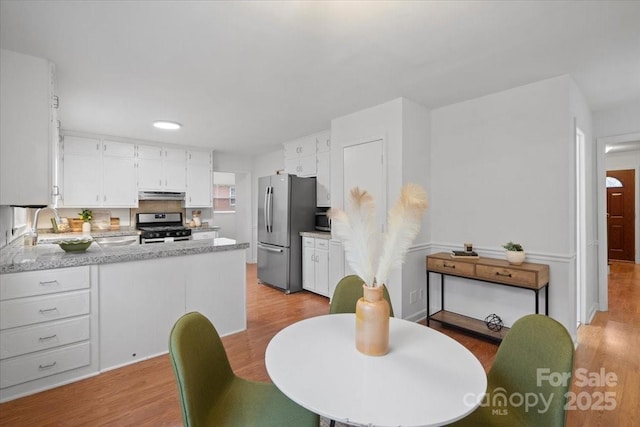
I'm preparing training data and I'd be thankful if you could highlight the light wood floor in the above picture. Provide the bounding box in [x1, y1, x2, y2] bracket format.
[0, 262, 637, 426]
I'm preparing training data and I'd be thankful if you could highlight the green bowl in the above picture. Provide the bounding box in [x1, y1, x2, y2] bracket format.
[58, 239, 93, 252]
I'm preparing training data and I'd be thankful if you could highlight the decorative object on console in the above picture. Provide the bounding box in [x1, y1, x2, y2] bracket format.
[484, 313, 504, 332]
[451, 250, 479, 258]
[502, 241, 525, 265]
[328, 183, 428, 356]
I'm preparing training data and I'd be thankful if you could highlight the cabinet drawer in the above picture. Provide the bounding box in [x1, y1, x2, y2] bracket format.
[315, 239, 329, 250]
[427, 258, 475, 276]
[1, 267, 90, 300]
[476, 265, 537, 288]
[0, 290, 90, 330]
[303, 237, 315, 248]
[0, 341, 90, 389]
[0, 316, 90, 360]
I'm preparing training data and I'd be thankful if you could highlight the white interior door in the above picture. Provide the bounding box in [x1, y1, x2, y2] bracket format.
[343, 138, 386, 231]
[342, 138, 386, 277]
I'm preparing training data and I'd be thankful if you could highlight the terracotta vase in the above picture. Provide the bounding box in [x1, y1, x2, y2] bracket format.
[355, 284, 390, 356]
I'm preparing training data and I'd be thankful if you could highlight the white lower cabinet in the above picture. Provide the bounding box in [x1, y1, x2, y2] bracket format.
[302, 237, 329, 297]
[99, 260, 185, 370]
[99, 250, 246, 372]
[0, 266, 98, 403]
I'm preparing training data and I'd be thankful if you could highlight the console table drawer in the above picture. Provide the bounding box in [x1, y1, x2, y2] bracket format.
[426, 258, 475, 277]
[476, 265, 536, 288]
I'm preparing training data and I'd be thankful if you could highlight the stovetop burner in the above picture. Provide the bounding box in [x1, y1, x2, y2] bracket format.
[136, 212, 192, 242]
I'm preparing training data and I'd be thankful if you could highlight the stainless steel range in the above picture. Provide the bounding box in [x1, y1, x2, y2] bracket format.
[136, 212, 191, 244]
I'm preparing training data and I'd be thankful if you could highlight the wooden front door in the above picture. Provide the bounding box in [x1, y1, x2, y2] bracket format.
[607, 169, 635, 262]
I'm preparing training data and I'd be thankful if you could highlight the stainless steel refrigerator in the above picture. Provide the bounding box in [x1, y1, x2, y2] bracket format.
[258, 174, 316, 293]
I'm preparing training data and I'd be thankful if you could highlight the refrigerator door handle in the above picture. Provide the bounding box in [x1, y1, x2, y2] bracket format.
[263, 186, 270, 233]
[267, 186, 273, 233]
[258, 243, 283, 253]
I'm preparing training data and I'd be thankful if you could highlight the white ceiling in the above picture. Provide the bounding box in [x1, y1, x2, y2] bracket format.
[1, 1, 639, 155]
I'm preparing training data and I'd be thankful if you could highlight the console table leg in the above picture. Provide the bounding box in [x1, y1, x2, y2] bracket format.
[426, 272, 430, 326]
[441, 275, 445, 311]
[535, 290, 539, 314]
[545, 286, 549, 315]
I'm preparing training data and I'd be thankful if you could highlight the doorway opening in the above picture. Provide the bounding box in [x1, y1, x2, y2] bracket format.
[596, 132, 640, 312]
[606, 169, 636, 262]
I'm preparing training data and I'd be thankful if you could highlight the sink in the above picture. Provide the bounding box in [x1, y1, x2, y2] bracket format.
[94, 236, 139, 246]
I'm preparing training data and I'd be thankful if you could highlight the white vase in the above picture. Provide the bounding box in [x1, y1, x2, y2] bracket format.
[82, 221, 91, 235]
[505, 250, 525, 265]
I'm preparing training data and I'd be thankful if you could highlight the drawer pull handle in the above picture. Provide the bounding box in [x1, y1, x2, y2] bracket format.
[39, 334, 58, 342]
[39, 280, 59, 286]
[443, 263, 456, 269]
[39, 308, 58, 314]
[496, 271, 512, 278]
[38, 362, 57, 370]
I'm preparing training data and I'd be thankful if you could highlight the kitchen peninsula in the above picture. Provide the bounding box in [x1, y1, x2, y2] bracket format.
[0, 238, 249, 402]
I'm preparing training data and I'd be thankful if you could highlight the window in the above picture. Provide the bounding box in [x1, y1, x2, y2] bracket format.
[213, 172, 236, 213]
[606, 177, 623, 188]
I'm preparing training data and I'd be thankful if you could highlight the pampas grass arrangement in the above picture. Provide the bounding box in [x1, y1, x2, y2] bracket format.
[328, 183, 428, 287]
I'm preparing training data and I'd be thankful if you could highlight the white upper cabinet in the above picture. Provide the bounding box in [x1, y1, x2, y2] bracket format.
[184, 151, 212, 207]
[283, 137, 317, 177]
[137, 145, 186, 191]
[316, 151, 331, 207]
[0, 49, 55, 206]
[102, 140, 136, 206]
[59, 136, 102, 207]
[316, 131, 331, 153]
[59, 136, 137, 207]
[283, 130, 331, 206]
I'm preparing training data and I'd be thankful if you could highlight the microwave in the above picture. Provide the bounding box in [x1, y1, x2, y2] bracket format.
[315, 211, 331, 232]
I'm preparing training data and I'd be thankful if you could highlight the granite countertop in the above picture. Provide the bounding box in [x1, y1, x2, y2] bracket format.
[189, 225, 221, 232]
[299, 231, 332, 240]
[1, 238, 249, 274]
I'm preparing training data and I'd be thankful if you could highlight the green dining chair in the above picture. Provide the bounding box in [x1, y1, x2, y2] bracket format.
[329, 275, 395, 317]
[447, 314, 575, 427]
[169, 312, 319, 427]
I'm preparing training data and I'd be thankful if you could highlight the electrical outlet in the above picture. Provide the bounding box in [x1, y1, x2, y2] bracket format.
[410, 290, 417, 304]
[419, 288, 425, 300]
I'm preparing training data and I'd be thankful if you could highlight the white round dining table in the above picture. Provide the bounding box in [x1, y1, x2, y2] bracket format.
[265, 314, 487, 427]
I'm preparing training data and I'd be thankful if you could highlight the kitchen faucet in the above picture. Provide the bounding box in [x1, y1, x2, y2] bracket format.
[31, 206, 61, 245]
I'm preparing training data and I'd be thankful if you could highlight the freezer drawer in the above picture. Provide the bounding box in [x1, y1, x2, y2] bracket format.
[257, 243, 290, 292]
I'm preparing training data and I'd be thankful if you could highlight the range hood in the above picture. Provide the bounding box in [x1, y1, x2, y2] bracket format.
[138, 191, 185, 201]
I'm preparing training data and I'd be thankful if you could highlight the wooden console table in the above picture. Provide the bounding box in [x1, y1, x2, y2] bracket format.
[425, 252, 550, 342]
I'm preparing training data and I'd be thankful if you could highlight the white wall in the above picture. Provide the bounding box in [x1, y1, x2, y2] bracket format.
[430, 76, 578, 339]
[330, 97, 431, 320]
[593, 99, 640, 138]
[569, 79, 598, 323]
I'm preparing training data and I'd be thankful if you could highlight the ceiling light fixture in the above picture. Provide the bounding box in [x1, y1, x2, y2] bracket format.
[153, 120, 182, 130]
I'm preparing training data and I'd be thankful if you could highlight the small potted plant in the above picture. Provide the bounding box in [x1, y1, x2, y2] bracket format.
[79, 209, 93, 235]
[502, 241, 525, 265]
